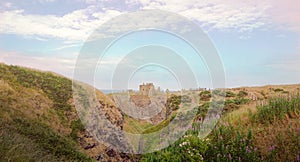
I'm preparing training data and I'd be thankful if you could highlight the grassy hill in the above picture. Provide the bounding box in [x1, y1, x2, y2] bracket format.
[1, 63, 300, 161]
[0, 63, 128, 161]
[140, 87, 300, 161]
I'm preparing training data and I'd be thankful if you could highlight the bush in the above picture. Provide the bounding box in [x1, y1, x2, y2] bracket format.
[166, 94, 181, 111]
[226, 91, 236, 97]
[237, 91, 248, 98]
[205, 124, 261, 162]
[253, 94, 300, 124]
[199, 91, 211, 101]
[274, 88, 284, 92]
[140, 135, 208, 162]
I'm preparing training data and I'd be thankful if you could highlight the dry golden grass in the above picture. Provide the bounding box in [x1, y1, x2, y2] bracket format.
[253, 117, 300, 160]
[223, 101, 257, 126]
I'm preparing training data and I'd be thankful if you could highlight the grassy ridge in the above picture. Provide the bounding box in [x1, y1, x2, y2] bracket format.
[140, 92, 300, 161]
[0, 63, 92, 161]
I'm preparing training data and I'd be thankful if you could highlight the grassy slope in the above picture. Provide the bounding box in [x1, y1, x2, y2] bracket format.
[0, 63, 92, 161]
[225, 94, 300, 161]
[140, 88, 300, 161]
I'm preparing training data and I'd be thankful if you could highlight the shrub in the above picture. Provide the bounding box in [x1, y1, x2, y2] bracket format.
[205, 124, 261, 162]
[199, 91, 211, 101]
[226, 91, 236, 97]
[237, 91, 248, 98]
[274, 88, 284, 92]
[253, 94, 300, 124]
[166, 94, 181, 111]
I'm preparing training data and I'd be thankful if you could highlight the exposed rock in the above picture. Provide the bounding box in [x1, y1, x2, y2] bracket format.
[106, 148, 117, 157]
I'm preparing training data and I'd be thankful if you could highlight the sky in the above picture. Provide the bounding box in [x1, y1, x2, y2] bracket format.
[0, 0, 299, 90]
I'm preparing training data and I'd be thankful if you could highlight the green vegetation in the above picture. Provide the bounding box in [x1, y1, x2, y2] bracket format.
[166, 94, 181, 111]
[0, 64, 72, 121]
[143, 114, 176, 134]
[141, 93, 300, 161]
[123, 114, 153, 134]
[199, 91, 211, 101]
[1, 63, 300, 161]
[140, 121, 261, 161]
[13, 118, 90, 161]
[274, 88, 284, 92]
[0, 64, 92, 161]
[226, 91, 236, 97]
[237, 90, 248, 98]
[70, 119, 85, 140]
[252, 94, 300, 124]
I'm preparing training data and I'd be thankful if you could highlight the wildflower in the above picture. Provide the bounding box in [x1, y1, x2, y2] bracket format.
[269, 145, 275, 152]
[297, 154, 300, 161]
[246, 146, 251, 153]
[228, 154, 232, 160]
[180, 141, 189, 146]
[238, 157, 241, 161]
[217, 154, 221, 158]
[200, 155, 204, 160]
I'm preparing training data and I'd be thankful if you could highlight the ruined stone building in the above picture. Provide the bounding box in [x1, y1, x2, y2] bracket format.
[139, 83, 154, 96]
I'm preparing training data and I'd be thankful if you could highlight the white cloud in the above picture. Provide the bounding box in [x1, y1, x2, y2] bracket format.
[128, 0, 271, 33]
[0, 51, 76, 78]
[1, 0, 298, 42]
[0, 6, 123, 41]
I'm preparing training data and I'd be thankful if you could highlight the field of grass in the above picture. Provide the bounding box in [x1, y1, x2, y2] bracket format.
[0, 63, 94, 161]
[140, 91, 300, 161]
[1, 63, 300, 161]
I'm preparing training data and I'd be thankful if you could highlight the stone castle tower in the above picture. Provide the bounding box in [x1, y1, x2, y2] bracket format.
[139, 83, 154, 96]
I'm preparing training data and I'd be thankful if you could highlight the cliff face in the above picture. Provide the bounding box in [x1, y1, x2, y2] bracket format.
[0, 63, 130, 161]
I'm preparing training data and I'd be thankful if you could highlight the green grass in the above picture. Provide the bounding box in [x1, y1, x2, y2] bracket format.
[0, 116, 91, 161]
[252, 94, 300, 124]
[0, 63, 92, 161]
[143, 114, 176, 134]
[124, 115, 153, 134]
[0, 64, 72, 116]
[141, 94, 300, 161]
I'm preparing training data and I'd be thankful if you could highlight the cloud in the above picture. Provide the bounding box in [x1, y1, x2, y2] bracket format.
[267, 0, 300, 33]
[0, 51, 76, 78]
[127, 0, 270, 33]
[0, 6, 123, 41]
[0, 0, 299, 42]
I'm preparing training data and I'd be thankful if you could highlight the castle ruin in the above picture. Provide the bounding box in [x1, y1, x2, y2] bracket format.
[139, 83, 154, 96]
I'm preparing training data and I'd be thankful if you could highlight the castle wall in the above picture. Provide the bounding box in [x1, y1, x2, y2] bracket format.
[139, 83, 154, 96]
